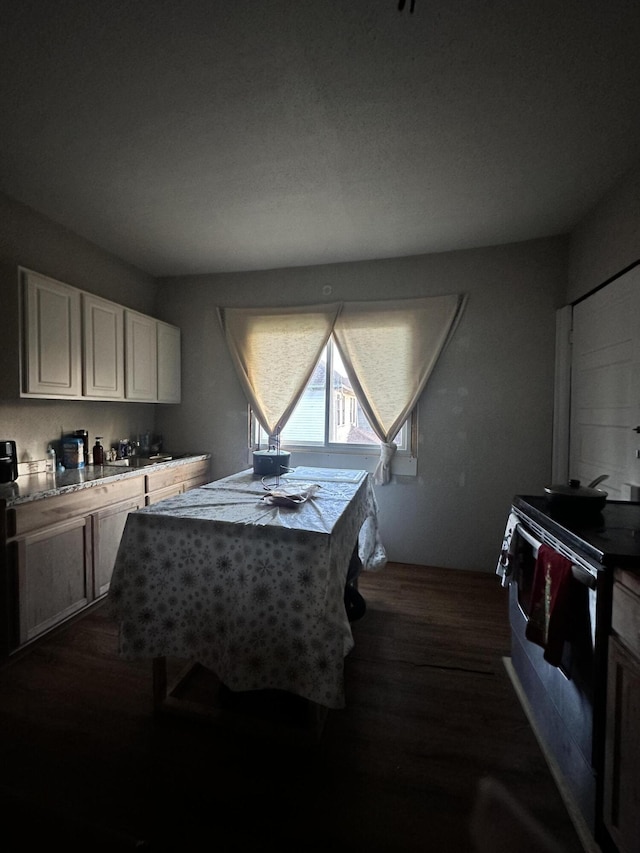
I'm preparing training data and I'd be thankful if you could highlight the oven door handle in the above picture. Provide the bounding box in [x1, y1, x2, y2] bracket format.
[516, 523, 542, 555]
[516, 523, 597, 590]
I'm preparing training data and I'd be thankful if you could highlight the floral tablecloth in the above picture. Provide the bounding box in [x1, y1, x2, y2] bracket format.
[109, 468, 386, 708]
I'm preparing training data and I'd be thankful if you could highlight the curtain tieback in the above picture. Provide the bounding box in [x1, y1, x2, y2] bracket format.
[374, 441, 397, 485]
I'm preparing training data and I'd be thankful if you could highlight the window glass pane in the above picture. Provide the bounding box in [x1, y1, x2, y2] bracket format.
[277, 351, 327, 445]
[329, 344, 380, 446]
[256, 339, 408, 451]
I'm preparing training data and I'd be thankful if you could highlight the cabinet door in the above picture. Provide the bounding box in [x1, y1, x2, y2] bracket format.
[604, 635, 640, 853]
[14, 516, 91, 644]
[183, 474, 210, 492]
[125, 310, 157, 401]
[157, 321, 181, 403]
[92, 495, 144, 597]
[82, 293, 124, 399]
[22, 270, 82, 396]
[146, 483, 183, 505]
[182, 461, 212, 492]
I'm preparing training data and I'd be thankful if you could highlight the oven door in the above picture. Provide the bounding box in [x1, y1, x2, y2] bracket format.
[504, 513, 608, 835]
[508, 520, 597, 759]
[511, 520, 597, 685]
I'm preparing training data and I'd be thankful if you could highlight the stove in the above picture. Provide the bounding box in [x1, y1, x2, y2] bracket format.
[500, 496, 640, 851]
[513, 495, 640, 568]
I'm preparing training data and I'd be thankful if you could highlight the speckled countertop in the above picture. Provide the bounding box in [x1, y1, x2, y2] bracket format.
[0, 454, 210, 508]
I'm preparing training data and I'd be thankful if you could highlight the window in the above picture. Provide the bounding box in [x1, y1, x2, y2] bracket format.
[252, 337, 413, 456]
[221, 294, 464, 482]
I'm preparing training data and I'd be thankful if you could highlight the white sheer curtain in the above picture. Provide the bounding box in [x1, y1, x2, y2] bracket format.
[218, 304, 341, 439]
[333, 295, 466, 484]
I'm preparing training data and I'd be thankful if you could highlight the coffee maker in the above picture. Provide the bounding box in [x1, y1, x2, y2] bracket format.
[0, 440, 18, 483]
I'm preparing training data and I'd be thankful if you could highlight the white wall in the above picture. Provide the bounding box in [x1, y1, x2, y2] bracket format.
[155, 236, 568, 572]
[568, 161, 640, 302]
[0, 192, 158, 462]
[2, 155, 637, 572]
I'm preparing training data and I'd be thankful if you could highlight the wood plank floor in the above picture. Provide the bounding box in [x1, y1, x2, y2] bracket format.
[0, 563, 587, 852]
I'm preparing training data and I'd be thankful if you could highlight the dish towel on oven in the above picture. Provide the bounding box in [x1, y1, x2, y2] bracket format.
[525, 543, 574, 666]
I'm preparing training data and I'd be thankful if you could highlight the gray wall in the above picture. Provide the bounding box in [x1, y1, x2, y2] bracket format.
[7, 156, 637, 571]
[156, 236, 568, 572]
[0, 192, 158, 462]
[568, 161, 640, 302]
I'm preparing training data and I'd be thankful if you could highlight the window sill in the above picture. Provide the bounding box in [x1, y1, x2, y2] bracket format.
[248, 449, 417, 478]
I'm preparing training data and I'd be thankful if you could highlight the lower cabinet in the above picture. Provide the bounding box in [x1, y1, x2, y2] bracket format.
[14, 516, 91, 645]
[146, 484, 183, 505]
[2, 456, 211, 654]
[604, 571, 640, 853]
[145, 458, 211, 505]
[92, 495, 145, 597]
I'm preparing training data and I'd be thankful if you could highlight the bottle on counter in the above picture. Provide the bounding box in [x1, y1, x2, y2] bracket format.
[73, 430, 90, 467]
[45, 444, 56, 474]
[93, 437, 105, 466]
[140, 431, 151, 456]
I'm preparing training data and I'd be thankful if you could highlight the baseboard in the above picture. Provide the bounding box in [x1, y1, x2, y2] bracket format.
[502, 656, 602, 853]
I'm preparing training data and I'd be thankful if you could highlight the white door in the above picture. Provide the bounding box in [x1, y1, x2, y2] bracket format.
[569, 265, 640, 501]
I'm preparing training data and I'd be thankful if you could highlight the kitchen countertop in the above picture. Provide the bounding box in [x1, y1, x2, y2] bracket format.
[514, 494, 640, 569]
[0, 454, 211, 509]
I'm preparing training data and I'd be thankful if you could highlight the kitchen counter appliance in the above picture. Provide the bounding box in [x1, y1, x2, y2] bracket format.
[252, 447, 291, 477]
[0, 441, 18, 483]
[498, 496, 640, 850]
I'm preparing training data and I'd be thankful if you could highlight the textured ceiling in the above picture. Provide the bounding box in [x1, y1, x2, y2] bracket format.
[1, 0, 640, 276]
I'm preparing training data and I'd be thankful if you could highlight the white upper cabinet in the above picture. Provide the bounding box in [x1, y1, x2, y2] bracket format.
[16, 267, 181, 403]
[22, 270, 82, 397]
[157, 321, 181, 404]
[125, 310, 158, 401]
[82, 293, 124, 399]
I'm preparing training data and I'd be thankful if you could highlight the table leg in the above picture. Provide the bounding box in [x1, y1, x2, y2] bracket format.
[152, 656, 168, 713]
[307, 701, 328, 738]
[344, 544, 366, 621]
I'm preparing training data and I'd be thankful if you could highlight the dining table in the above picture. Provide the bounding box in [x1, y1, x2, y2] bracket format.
[108, 466, 387, 716]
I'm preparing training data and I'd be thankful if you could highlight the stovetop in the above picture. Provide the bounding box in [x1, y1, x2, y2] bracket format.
[514, 495, 640, 569]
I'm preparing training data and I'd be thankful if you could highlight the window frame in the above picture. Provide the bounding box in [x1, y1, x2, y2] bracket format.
[249, 336, 418, 476]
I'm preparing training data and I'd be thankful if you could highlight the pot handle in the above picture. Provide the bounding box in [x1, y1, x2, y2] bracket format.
[588, 474, 609, 489]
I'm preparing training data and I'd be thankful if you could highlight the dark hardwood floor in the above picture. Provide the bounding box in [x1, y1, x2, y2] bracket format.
[0, 563, 586, 852]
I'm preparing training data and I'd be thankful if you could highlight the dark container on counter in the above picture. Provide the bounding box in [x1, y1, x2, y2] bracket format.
[92, 437, 104, 466]
[0, 440, 18, 483]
